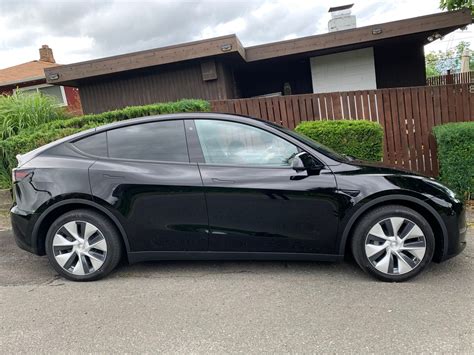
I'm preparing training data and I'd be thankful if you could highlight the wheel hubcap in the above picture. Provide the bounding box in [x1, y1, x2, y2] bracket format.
[52, 221, 107, 276]
[365, 217, 426, 275]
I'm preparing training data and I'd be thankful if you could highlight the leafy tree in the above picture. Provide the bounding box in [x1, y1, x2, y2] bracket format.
[439, 0, 473, 15]
[425, 41, 473, 77]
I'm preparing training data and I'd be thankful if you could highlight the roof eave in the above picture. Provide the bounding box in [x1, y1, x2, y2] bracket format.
[245, 9, 472, 61]
[45, 34, 245, 85]
[0, 75, 46, 88]
[45, 9, 472, 85]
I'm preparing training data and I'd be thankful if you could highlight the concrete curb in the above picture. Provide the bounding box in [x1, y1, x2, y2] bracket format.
[0, 189, 12, 210]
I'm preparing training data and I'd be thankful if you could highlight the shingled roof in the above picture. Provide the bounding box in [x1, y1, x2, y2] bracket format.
[0, 61, 60, 87]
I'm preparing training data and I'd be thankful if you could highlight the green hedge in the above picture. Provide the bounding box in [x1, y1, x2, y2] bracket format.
[433, 122, 474, 199]
[295, 120, 384, 161]
[0, 99, 210, 189]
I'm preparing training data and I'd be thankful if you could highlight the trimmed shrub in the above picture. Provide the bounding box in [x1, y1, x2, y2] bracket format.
[0, 90, 66, 140]
[0, 99, 210, 189]
[433, 122, 474, 199]
[295, 120, 384, 161]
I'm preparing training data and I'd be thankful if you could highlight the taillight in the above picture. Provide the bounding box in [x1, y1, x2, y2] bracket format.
[12, 168, 34, 183]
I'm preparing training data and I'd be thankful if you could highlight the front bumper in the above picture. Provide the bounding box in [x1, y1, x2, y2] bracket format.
[427, 196, 467, 262]
[443, 205, 467, 261]
[10, 205, 41, 255]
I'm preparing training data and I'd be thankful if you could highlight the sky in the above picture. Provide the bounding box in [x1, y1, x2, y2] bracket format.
[0, 0, 472, 69]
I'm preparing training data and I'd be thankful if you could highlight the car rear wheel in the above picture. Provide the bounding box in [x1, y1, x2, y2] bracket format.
[45, 209, 122, 281]
[351, 205, 435, 282]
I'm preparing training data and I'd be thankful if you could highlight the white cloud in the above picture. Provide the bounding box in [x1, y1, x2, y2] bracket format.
[197, 17, 247, 40]
[425, 27, 474, 53]
[0, 0, 471, 69]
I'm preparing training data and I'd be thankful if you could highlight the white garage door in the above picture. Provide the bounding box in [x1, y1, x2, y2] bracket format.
[310, 47, 377, 93]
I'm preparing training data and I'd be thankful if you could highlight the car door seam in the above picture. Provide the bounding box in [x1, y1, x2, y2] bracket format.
[197, 163, 212, 249]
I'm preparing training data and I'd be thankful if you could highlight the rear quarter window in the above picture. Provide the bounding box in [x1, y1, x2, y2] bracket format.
[73, 132, 107, 157]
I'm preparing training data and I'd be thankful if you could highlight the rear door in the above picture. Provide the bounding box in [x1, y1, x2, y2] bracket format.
[78, 119, 209, 252]
[190, 119, 340, 255]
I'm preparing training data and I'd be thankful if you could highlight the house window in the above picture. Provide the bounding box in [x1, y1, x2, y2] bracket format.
[15, 84, 68, 106]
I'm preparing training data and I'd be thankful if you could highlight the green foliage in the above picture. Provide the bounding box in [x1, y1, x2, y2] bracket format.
[439, 0, 473, 15]
[0, 90, 66, 140]
[0, 99, 210, 189]
[433, 122, 474, 199]
[425, 52, 443, 77]
[425, 41, 473, 77]
[295, 120, 384, 161]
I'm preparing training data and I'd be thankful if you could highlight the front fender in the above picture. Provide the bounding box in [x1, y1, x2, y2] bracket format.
[337, 193, 448, 259]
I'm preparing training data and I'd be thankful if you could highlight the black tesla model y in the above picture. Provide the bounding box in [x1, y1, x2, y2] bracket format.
[10, 113, 466, 281]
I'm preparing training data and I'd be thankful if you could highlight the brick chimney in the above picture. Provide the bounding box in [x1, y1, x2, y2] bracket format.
[39, 45, 55, 63]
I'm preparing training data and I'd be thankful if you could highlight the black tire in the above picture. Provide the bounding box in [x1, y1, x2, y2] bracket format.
[45, 209, 122, 281]
[351, 205, 435, 282]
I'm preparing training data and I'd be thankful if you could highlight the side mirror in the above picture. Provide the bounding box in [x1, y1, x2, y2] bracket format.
[292, 152, 308, 171]
[292, 152, 324, 172]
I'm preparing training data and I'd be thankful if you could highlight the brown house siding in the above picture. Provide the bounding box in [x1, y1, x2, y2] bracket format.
[79, 60, 235, 114]
[374, 41, 426, 88]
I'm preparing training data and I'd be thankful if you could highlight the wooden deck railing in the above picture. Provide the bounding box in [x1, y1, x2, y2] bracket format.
[427, 71, 473, 86]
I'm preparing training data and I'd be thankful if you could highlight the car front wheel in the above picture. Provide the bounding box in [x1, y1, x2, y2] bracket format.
[45, 209, 122, 281]
[351, 205, 435, 282]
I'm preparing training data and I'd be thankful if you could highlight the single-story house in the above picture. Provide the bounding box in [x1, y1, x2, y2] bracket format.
[45, 8, 472, 114]
[0, 45, 83, 115]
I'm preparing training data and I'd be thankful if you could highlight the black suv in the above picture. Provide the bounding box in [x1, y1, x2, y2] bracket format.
[11, 113, 466, 281]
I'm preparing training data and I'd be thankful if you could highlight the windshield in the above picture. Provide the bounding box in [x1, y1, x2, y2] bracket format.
[272, 124, 349, 162]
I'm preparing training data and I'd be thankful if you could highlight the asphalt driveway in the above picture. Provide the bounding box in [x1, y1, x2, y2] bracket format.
[0, 218, 472, 353]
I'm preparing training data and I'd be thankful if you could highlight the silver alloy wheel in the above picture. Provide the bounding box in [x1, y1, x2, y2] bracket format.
[52, 221, 107, 276]
[364, 217, 426, 275]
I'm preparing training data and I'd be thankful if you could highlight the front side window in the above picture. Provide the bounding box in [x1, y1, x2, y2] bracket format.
[107, 120, 189, 162]
[194, 120, 298, 166]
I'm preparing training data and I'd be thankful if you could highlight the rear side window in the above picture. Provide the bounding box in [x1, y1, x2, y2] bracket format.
[107, 120, 189, 162]
[73, 132, 107, 157]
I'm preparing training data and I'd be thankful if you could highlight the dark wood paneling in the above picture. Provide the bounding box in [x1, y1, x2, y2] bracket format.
[79, 60, 234, 114]
[374, 41, 426, 88]
[234, 58, 313, 98]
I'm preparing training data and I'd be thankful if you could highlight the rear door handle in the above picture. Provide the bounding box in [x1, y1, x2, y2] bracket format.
[211, 178, 235, 184]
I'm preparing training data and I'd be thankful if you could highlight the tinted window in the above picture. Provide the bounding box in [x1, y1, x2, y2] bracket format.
[195, 120, 298, 166]
[73, 132, 107, 156]
[107, 120, 189, 162]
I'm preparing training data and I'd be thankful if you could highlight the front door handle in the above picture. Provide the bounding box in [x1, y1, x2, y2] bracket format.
[211, 178, 236, 184]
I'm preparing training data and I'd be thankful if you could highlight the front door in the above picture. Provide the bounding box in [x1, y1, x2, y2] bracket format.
[191, 119, 340, 255]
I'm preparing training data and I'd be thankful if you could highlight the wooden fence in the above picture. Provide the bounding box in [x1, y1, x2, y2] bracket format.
[211, 84, 474, 177]
[427, 71, 473, 86]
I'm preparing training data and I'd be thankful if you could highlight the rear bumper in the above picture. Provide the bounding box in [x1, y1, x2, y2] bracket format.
[10, 205, 41, 255]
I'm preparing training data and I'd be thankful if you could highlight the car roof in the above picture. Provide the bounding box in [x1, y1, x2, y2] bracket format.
[92, 112, 276, 133]
[16, 113, 279, 167]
